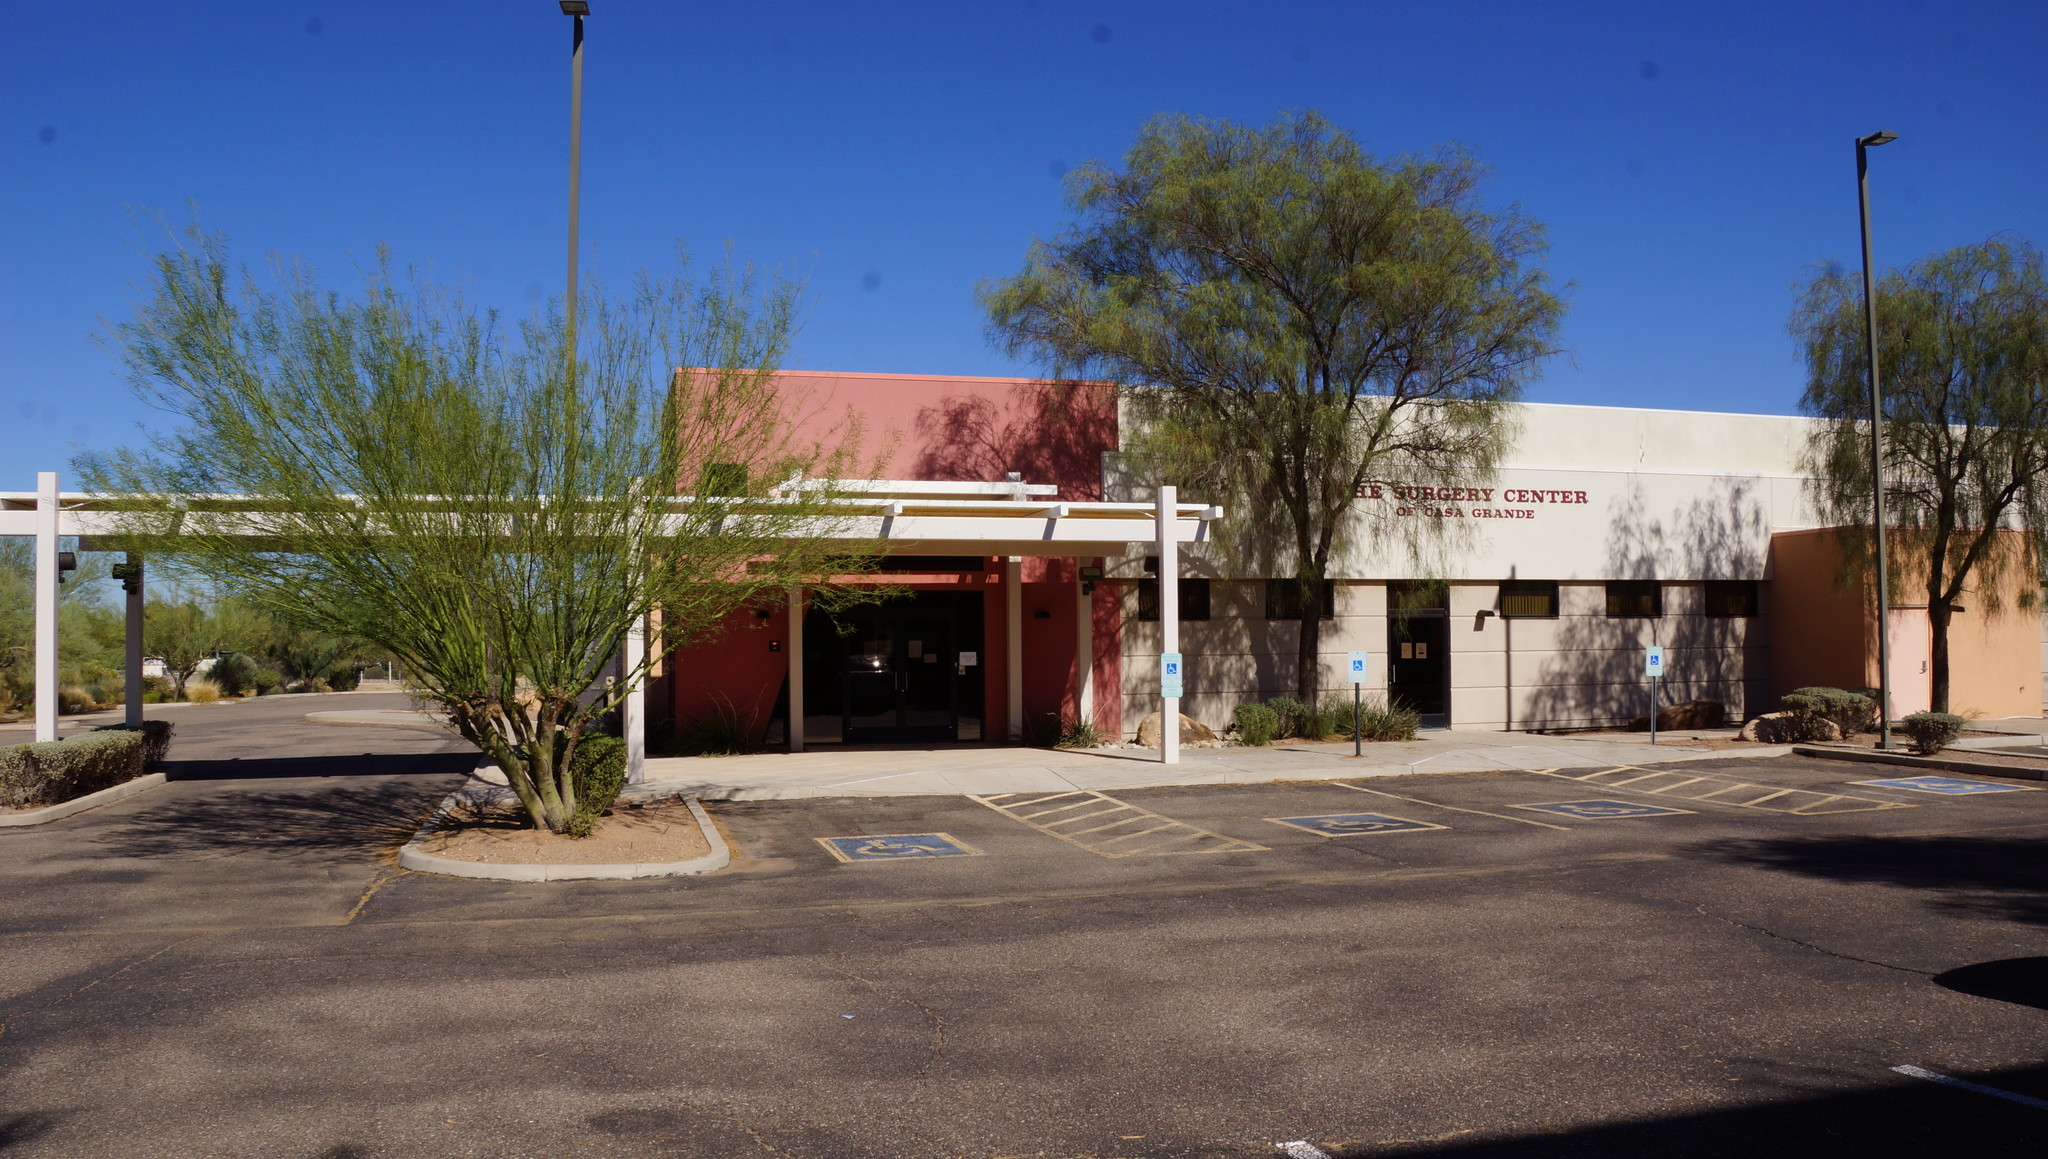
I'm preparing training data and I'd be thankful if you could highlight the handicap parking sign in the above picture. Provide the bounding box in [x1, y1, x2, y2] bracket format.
[1517, 799, 1692, 820]
[815, 833, 985, 862]
[1346, 651, 1368, 683]
[1161, 651, 1184, 698]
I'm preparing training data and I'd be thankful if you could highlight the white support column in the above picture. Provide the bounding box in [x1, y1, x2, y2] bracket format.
[124, 554, 143, 728]
[1005, 556, 1023, 741]
[1157, 485, 1179, 764]
[34, 473, 59, 743]
[623, 615, 646, 785]
[1075, 561, 1094, 729]
[787, 586, 805, 753]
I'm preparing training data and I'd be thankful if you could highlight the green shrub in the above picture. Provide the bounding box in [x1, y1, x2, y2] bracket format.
[142, 675, 174, 699]
[1360, 698, 1421, 741]
[57, 685, 95, 714]
[1899, 712, 1966, 756]
[1055, 716, 1105, 749]
[326, 666, 361, 692]
[1780, 686, 1876, 737]
[93, 719, 175, 767]
[1234, 703, 1279, 746]
[251, 667, 283, 696]
[0, 728, 147, 807]
[1264, 696, 1315, 740]
[569, 733, 627, 822]
[208, 652, 261, 697]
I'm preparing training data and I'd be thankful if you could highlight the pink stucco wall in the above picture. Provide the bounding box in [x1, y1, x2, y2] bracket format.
[664, 372, 1123, 746]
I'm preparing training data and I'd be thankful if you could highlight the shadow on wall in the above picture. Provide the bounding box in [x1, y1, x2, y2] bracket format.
[910, 381, 1117, 498]
[1520, 480, 1770, 729]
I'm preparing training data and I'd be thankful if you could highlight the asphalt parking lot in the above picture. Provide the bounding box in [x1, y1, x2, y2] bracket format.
[3, 696, 2046, 1157]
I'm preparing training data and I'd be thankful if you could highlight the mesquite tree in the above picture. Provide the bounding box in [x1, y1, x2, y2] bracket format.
[983, 112, 1563, 705]
[87, 227, 870, 832]
[1795, 237, 2048, 713]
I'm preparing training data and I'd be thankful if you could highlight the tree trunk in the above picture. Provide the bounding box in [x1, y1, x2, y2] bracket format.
[1927, 604, 1952, 714]
[1296, 581, 1323, 707]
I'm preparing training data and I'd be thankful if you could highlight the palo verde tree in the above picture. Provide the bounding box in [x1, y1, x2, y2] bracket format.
[1795, 236, 2048, 713]
[983, 112, 1564, 705]
[86, 226, 870, 833]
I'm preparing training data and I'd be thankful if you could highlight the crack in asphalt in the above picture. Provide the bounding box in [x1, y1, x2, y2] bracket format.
[822, 957, 948, 1077]
[1685, 902, 1936, 976]
[0, 936, 193, 1041]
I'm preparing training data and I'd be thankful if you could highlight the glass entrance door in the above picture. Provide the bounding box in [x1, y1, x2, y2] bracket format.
[838, 605, 963, 743]
[1388, 611, 1450, 728]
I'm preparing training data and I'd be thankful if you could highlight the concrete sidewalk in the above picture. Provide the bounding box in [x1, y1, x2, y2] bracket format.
[630, 729, 1792, 801]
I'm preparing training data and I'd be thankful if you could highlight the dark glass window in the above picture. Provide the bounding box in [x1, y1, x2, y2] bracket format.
[1388, 580, 1449, 611]
[1499, 580, 1558, 618]
[1704, 580, 1760, 617]
[1605, 580, 1662, 618]
[1138, 578, 1212, 622]
[1264, 579, 1335, 620]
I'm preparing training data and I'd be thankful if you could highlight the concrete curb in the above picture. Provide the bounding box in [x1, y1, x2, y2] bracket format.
[1791, 744, 2046, 782]
[0, 773, 168, 827]
[396, 785, 732, 881]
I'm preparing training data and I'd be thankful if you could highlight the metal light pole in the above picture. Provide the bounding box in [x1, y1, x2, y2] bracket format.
[561, 1, 587, 363]
[1856, 129, 1898, 750]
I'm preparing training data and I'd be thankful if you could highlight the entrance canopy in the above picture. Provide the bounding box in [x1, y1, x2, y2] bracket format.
[0, 478, 1222, 555]
[5, 473, 1220, 768]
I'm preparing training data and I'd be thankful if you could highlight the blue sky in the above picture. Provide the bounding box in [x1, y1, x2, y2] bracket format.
[4, 1, 2044, 481]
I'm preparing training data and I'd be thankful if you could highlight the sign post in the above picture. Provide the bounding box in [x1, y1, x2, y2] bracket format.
[1644, 645, 1665, 746]
[1346, 650, 1368, 757]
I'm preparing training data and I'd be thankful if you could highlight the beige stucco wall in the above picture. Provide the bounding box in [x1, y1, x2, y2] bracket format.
[1119, 579, 1767, 734]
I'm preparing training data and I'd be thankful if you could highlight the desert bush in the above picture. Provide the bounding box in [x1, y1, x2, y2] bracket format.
[1057, 716, 1105, 749]
[1361, 697, 1421, 741]
[251, 667, 283, 696]
[1780, 687, 1876, 737]
[57, 685, 95, 714]
[0, 728, 147, 806]
[326, 666, 361, 692]
[208, 652, 261, 697]
[1234, 702, 1279, 746]
[1264, 696, 1316, 740]
[185, 680, 220, 704]
[92, 719, 174, 767]
[1899, 712, 1966, 756]
[142, 675, 174, 699]
[569, 733, 628, 827]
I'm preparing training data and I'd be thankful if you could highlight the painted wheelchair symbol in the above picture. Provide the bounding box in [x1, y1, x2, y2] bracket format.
[816, 833, 985, 862]
[1268, 813, 1444, 837]
[1517, 799, 1691, 820]
[1853, 776, 2036, 796]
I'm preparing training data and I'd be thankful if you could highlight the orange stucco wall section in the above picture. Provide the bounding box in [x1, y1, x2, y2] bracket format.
[664, 372, 1123, 745]
[1768, 527, 2038, 718]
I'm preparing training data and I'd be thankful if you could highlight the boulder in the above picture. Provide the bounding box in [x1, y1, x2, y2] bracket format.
[1134, 712, 1218, 747]
[1738, 711, 1840, 743]
[1627, 699, 1727, 731]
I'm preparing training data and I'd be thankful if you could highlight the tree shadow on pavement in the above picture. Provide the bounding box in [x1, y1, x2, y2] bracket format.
[161, 751, 477, 781]
[91, 773, 463, 863]
[1335, 1062, 2048, 1156]
[1687, 833, 2048, 925]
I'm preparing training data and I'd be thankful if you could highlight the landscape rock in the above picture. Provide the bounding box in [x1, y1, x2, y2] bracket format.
[1134, 712, 1218, 747]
